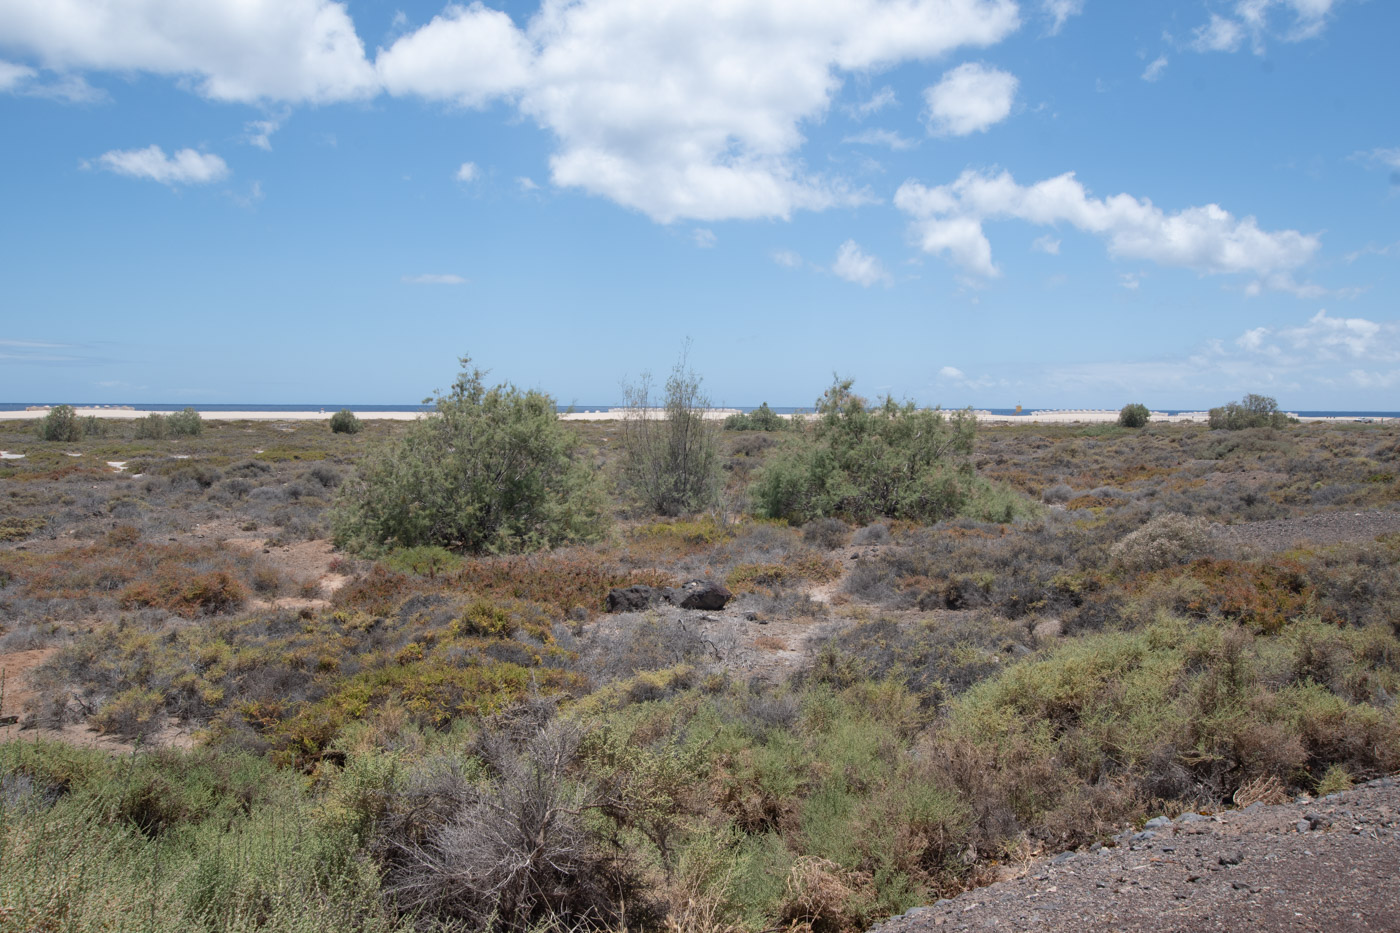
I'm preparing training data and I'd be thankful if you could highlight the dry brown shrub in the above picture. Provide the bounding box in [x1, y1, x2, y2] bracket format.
[777, 857, 874, 933]
[752, 636, 789, 651]
[1232, 774, 1288, 807]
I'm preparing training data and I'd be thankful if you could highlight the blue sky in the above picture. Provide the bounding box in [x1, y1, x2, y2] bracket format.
[1, 0, 1396, 409]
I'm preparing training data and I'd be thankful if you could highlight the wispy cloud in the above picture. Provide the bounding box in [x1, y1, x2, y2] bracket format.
[89, 145, 229, 185]
[456, 161, 479, 182]
[0, 60, 106, 103]
[402, 273, 467, 285]
[1042, 0, 1085, 35]
[244, 112, 287, 150]
[842, 128, 918, 150]
[692, 228, 716, 248]
[845, 86, 896, 120]
[0, 338, 86, 363]
[1142, 54, 1169, 82]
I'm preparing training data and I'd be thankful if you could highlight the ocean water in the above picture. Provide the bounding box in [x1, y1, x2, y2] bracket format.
[3, 403, 1397, 418]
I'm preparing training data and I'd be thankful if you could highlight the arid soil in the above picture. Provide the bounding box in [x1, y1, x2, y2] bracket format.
[871, 777, 1400, 933]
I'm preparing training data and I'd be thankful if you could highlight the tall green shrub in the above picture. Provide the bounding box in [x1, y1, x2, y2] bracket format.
[1118, 403, 1150, 428]
[134, 412, 169, 439]
[329, 408, 363, 434]
[724, 402, 787, 432]
[618, 347, 722, 516]
[36, 404, 81, 442]
[331, 356, 607, 555]
[752, 378, 978, 525]
[1209, 393, 1292, 430]
[167, 407, 204, 437]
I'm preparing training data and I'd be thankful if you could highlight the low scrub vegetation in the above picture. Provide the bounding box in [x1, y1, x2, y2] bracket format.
[725, 402, 789, 432]
[4, 365, 1400, 933]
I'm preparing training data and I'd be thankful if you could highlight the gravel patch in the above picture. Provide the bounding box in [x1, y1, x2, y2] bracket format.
[871, 777, 1400, 933]
[1214, 510, 1400, 552]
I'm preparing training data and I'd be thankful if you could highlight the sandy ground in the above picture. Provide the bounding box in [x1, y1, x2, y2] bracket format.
[2, 407, 1391, 425]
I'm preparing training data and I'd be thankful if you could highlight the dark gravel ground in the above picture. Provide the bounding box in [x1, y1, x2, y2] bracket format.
[870, 777, 1400, 933]
[1215, 510, 1400, 552]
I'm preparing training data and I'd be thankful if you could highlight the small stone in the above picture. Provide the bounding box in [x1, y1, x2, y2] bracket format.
[1219, 851, 1243, 866]
[1295, 820, 1311, 833]
[1145, 816, 1171, 830]
[1051, 851, 1076, 865]
[1178, 812, 1210, 823]
[1132, 831, 1157, 843]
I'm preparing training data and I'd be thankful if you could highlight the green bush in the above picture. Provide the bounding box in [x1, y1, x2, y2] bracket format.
[1118, 403, 1150, 428]
[35, 404, 81, 442]
[331, 355, 608, 555]
[167, 407, 204, 437]
[134, 412, 169, 439]
[330, 408, 363, 434]
[751, 377, 978, 525]
[1209, 393, 1292, 430]
[618, 346, 722, 516]
[724, 402, 788, 432]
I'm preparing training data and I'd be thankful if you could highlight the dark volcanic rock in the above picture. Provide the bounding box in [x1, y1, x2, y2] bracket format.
[676, 580, 733, 610]
[605, 581, 734, 613]
[606, 585, 665, 613]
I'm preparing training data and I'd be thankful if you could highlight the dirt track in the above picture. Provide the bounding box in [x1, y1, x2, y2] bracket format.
[871, 778, 1400, 933]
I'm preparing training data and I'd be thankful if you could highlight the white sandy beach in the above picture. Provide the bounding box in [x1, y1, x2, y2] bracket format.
[0, 407, 1387, 425]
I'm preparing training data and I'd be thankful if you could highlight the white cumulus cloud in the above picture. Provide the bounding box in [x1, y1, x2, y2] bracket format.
[924, 62, 1018, 137]
[378, 0, 1022, 222]
[4, 0, 1032, 224]
[376, 3, 531, 107]
[894, 168, 1321, 290]
[0, 0, 378, 103]
[92, 145, 229, 185]
[456, 161, 479, 182]
[832, 240, 891, 287]
[939, 365, 966, 380]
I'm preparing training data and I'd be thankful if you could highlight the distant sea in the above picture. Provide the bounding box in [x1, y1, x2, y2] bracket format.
[4, 403, 1399, 419]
